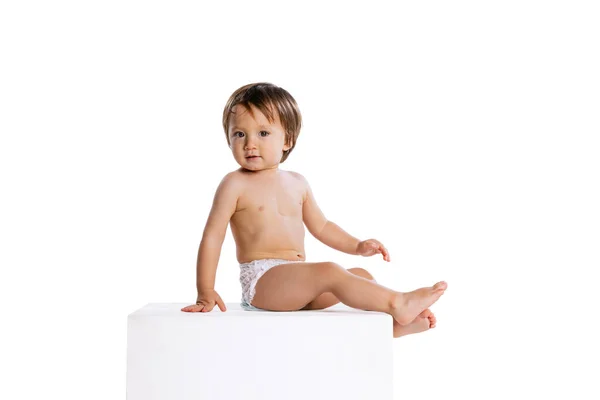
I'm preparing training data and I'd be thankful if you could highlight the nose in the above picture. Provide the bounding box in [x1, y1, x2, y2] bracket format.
[244, 136, 257, 150]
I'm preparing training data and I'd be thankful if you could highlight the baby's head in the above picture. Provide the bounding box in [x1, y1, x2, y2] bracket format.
[222, 82, 302, 172]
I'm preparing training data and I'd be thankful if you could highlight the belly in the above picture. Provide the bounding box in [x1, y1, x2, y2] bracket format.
[231, 215, 306, 263]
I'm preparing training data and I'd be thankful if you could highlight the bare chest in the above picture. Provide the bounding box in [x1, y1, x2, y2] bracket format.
[233, 171, 305, 222]
[236, 185, 304, 218]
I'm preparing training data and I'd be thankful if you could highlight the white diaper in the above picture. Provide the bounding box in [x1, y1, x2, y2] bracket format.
[239, 258, 304, 310]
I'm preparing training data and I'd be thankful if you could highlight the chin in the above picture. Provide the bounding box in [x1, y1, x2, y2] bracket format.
[240, 162, 260, 171]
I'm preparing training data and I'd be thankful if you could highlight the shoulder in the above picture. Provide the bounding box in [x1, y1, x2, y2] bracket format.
[285, 170, 309, 201]
[224, 169, 252, 183]
[286, 170, 309, 192]
[286, 170, 307, 184]
[216, 170, 246, 194]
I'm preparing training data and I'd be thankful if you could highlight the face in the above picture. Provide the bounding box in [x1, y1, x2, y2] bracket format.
[227, 104, 291, 172]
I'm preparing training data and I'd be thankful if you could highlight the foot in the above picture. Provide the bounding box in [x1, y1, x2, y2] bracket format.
[393, 309, 437, 338]
[390, 281, 447, 325]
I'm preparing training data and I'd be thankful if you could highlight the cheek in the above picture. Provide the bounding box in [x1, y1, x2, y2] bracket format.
[231, 141, 242, 150]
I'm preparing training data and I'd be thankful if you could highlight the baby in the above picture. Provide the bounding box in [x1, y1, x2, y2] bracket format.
[181, 82, 447, 338]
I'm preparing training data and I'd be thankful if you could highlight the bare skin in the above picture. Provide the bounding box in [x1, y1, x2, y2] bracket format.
[181, 102, 448, 338]
[298, 267, 438, 338]
[395, 309, 437, 337]
[229, 168, 308, 264]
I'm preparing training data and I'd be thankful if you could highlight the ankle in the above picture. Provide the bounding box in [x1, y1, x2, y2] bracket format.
[388, 291, 403, 313]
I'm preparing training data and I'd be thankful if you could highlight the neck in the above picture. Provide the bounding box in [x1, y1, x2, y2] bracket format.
[240, 166, 280, 174]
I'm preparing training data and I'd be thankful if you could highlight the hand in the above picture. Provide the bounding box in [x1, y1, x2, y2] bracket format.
[181, 288, 227, 313]
[356, 239, 390, 261]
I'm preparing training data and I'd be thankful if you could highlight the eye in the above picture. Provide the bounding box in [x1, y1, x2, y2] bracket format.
[233, 131, 244, 138]
[260, 131, 270, 137]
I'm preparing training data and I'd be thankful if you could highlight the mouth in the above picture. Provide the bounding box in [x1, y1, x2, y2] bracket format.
[246, 156, 260, 160]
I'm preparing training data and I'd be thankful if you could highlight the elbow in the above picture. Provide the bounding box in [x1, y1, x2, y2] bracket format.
[201, 232, 226, 248]
[314, 220, 330, 240]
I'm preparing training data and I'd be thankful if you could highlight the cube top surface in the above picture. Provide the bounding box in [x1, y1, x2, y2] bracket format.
[128, 302, 391, 320]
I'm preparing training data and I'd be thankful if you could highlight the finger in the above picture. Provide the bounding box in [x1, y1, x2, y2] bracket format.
[216, 296, 227, 312]
[379, 245, 387, 260]
[182, 304, 199, 312]
[382, 247, 390, 261]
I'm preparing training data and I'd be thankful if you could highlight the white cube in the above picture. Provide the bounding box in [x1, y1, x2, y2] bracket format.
[127, 302, 393, 400]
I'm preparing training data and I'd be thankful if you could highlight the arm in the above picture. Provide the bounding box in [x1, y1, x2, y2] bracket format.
[196, 173, 241, 292]
[301, 175, 360, 255]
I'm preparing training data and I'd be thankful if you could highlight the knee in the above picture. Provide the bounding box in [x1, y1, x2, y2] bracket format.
[316, 264, 376, 290]
[315, 262, 346, 286]
[348, 267, 376, 282]
[319, 262, 345, 275]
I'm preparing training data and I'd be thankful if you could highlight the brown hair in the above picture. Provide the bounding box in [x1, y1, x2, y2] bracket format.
[222, 82, 302, 163]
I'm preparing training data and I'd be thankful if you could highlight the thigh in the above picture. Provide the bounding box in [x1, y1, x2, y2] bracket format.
[252, 261, 342, 311]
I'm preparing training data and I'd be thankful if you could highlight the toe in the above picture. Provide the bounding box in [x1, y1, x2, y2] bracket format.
[418, 308, 432, 318]
[433, 281, 447, 291]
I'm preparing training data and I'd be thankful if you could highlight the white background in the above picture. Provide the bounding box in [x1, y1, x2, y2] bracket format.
[1, 1, 599, 399]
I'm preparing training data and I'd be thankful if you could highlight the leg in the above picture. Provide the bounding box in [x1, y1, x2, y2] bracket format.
[252, 261, 447, 326]
[251, 262, 356, 311]
[300, 268, 439, 338]
[301, 267, 374, 310]
[252, 261, 396, 312]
